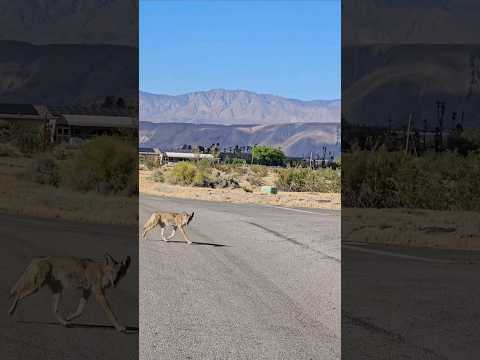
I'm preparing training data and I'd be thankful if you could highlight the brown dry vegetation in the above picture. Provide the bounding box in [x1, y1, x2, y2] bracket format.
[343, 208, 480, 250]
[0, 142, 137, 225]
[139, 163, 341, 210]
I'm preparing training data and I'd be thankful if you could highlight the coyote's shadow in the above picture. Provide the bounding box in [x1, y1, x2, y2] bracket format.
[148, 239, 227, 247]
[16, 320, 139, 334]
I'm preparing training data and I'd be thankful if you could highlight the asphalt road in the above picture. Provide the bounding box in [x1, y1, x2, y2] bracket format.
[343, 243, 480, 360]
[140, 195, 341, 360]
[0, 214, 138, 360]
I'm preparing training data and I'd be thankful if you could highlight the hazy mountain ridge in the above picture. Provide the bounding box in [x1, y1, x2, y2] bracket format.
[343, 0, 480, 45]
[140, 89, 340, 125]
[343, 44, 480, 127]
[139, 121, 340, 157]
[0, 0, 137, 46]
[0, 40, 137, 104]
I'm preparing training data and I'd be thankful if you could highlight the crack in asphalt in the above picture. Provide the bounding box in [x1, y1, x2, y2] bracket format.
[244, 221, 340, 263]
[343, 312, 449, 360]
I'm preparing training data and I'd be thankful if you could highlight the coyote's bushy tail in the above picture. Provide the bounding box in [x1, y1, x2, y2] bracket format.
[9, 257, 50, 302]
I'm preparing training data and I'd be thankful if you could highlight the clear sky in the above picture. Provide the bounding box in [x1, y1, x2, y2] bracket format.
[140, 0, 340, 101]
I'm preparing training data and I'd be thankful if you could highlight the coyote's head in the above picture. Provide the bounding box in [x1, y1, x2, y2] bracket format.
[103, 253, 131, 289]
[182, 211, 194, 226]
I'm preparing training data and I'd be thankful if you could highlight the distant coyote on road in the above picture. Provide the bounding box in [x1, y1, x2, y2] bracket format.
[9, 254, 131, 332]
[142, 211, 195, 244]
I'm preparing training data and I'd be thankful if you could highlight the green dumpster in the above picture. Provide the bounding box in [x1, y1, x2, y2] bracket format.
[261, 186, 277, 195]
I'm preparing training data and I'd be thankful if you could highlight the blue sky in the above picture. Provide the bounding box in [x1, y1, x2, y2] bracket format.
[140, 1, 340, 101]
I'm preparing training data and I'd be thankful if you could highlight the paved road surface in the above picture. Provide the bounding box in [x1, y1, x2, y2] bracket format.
[0, 214, 138, 360]
[343, 243, 480, 360]
[140, 195, 341, 360]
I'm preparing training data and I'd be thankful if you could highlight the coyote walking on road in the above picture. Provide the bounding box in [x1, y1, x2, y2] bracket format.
[142, 211, 194, 244]
[9, 254, 131, 332]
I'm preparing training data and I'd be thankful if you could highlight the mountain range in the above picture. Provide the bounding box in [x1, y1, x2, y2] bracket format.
[0, 0, 137, 46]
[140, 121, 340, 158]
[343, 44, 480, 128]
[140, 89, 340, 125]
[139, 89, 341, 157]
[0, 40, 137, 104]
[343, 0, 480, 45]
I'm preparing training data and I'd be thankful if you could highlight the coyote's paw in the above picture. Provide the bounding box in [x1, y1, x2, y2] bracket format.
[116, 325, 127, 333]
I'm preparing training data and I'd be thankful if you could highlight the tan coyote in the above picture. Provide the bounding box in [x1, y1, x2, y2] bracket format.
[142, 211, 194, 244]
[9, 254, 131, 332]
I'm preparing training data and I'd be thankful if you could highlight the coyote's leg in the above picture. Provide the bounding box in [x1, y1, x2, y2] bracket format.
[165, 226, 177, 241]
[9, 285, 39, 315]
[142, 222, 157, 240]
[66, 290, 91, 321]
[52, 292, 69, 326]
[179, 226, 192, 244]
[95, 291, 125, 332]
[160, 226, 166, 241]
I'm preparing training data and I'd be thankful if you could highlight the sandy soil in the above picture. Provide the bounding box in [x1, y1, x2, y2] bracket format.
[140, 169, 340, 210]
[0, 156, 137, 225]
[343, 208, 480, 250]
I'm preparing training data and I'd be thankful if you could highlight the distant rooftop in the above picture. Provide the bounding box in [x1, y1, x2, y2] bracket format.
[47, 105, 130, 117]
[0, 103, 38, 115]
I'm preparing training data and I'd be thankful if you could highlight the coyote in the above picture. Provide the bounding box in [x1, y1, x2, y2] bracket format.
[9, 254, 131, 332]
[142, 211, 194, 244]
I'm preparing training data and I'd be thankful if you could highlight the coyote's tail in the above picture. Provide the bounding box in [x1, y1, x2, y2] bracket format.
[10, 257, 50, 299]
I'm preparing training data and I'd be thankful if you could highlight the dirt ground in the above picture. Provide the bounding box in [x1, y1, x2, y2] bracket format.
[343, 208, 480, 251]
[0, 156, 137, 225]
[139, 169, 340, 210]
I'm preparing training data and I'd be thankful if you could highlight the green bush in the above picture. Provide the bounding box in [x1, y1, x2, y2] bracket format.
[63, 136, 137, 194]
[166, 161, 207, 186]
[275, 167, 341, 193]
[252, 146, 285, 166]
[342, 149, 480, 210]
[10, 124, 44, 154]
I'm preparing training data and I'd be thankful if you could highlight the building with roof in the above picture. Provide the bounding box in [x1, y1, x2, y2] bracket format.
[0, 103, 137, 144]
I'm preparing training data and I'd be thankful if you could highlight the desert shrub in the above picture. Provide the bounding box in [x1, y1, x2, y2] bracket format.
[252, 146, 285, 166]
[342, 149, 480, 210]
[26, 157, 60, 187]
[196, 158, 214, 172]
[246, 173, 263, 187]
[228, 158, 247, 165]
[251, 165, 268, 177]
[151, 168, 165, 182]
[11, 125, 44, 154]
[165, 161, 207, 186]
[63, 136, 137, 194]
[0, 143, 21, 157]
[141, 157, 156, 170]
[52, 144, 69, 160]
[275, 167, 340, 193]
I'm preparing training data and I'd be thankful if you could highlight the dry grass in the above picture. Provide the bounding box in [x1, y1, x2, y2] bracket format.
[140, 169, 340, 209]
[343, 208, 480, 250]
[0, 156, 137, 225]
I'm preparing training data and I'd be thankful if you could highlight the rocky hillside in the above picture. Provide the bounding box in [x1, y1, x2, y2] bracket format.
[140, 89, 340, 125]
[0, 40, 137, 104]
[0, 0, 137, 46]
[139, 121, 340, 158]
[343, 44, 480, 127]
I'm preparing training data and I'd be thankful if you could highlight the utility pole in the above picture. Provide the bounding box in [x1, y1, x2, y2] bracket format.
[405, 113, 412, 155]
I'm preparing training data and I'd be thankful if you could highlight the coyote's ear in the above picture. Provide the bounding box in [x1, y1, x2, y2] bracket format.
[123, 256, 131, 270]
[104, 253, 115, 265]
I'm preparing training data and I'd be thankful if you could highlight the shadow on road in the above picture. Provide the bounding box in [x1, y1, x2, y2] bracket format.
[147, 239, 227, 247]
[16, 320, 139, 333]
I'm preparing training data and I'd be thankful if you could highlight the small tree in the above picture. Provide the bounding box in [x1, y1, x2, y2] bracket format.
[252, 146, 286, 166]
